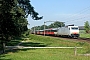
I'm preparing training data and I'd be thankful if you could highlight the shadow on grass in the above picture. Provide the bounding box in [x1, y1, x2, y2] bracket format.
[6, 48, 35, 53]
[0, 59, 11, 60]
[14, 37, 24, 40]
[4, 42, 49, 54]
[20, 42, 47, 47]
[0, 55, 11, 60]
[6, 37, 24, 46]
[6, 40, 20, 46]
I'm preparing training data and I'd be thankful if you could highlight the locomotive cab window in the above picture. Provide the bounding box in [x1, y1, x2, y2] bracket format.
[71, 27, 78, 30]
[69, 28, 70, 30]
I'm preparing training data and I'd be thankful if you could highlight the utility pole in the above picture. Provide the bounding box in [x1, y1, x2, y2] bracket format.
[34, 26, 35, 34]
[44, 21, 58, 36]
[44, 22, 46, 36]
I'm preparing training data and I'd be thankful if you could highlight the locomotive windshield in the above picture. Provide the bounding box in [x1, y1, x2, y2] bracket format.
[71, 27, 78, 30]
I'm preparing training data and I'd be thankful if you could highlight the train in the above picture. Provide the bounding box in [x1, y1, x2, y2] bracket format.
[31, 25, 80, 38]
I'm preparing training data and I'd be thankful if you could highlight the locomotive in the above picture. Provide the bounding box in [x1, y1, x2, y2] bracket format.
[57, 26, 79, 38]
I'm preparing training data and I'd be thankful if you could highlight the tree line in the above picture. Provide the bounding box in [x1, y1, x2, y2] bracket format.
[31, 21, 65, 30]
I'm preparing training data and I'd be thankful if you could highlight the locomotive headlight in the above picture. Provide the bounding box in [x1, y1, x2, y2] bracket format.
[72, 32, 79, 34]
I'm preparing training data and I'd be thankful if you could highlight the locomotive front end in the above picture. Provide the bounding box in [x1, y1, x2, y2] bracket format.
[69, 26, 79, 38]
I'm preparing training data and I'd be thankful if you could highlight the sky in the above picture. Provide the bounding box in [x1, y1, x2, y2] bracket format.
[27, 0, 90, 29]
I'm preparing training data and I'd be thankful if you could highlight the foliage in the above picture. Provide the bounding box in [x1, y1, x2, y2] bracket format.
[31, 21, 65, 30]
[22, 29, 30, 37]
[84, 21, 90, 33]
[48, 21, 65, 28]
[18, 0, 43, 20]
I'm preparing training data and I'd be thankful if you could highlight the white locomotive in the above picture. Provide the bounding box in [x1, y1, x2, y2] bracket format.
[57, 25, 79, 38]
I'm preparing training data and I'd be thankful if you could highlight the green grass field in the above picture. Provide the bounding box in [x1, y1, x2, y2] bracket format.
[80, 33, 90, 38]
[80, 30, 90, 38]
[0, 34, 90, 60]
[0, 49, 90, 60]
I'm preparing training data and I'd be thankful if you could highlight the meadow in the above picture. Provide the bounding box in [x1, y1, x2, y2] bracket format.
[0, 33, 90, 60]
[80, 30, 90, 38]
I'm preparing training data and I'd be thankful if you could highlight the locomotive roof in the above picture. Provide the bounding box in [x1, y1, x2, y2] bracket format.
[45, 28, 59, 30]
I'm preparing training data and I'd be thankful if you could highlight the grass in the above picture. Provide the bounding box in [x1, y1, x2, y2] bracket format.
[0, 34, 90, 60]
[80, 33, 90, 38]
[0, 49, 90, 60]
[80, 30, 90, 38]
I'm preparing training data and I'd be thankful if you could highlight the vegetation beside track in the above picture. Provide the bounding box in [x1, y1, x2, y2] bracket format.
[80, 30, 90, 38]
[0, 34, 90, 60]
[80, 33, 90, 38]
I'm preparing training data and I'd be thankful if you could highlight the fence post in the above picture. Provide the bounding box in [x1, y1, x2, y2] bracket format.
[74, 46, 77, 56]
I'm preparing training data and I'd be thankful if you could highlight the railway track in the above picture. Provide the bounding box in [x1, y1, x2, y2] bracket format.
[60, 37, 90, 43]
[78, 37, 90, 41]
[36, 34, 90, 43]
[47, 35, 90, 43]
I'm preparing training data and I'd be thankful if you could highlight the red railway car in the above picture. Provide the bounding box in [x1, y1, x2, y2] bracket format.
[35, 28, 58, 36]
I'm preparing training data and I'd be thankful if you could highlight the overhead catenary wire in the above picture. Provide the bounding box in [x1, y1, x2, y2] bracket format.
[62, 6, 90, 25]
[64, 6, 90, 22]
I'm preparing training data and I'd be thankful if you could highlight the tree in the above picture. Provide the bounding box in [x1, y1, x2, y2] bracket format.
[0, 0, 43, 53]
[48, 21, 65, 28]
[84, 21, 90, 33]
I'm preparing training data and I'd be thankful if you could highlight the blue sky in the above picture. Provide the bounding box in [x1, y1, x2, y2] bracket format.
[27, 0, 90, 29]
